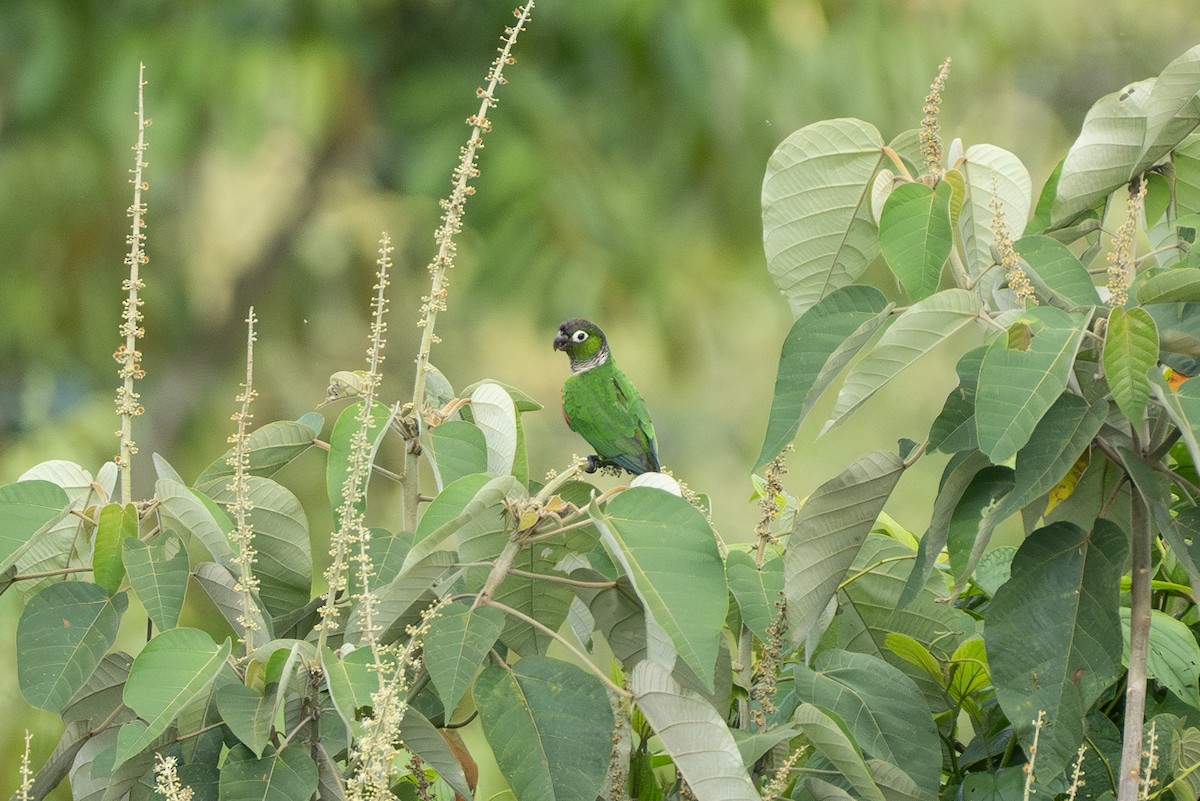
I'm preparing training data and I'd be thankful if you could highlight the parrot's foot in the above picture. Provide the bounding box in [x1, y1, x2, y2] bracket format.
[583, 455, 603, 473]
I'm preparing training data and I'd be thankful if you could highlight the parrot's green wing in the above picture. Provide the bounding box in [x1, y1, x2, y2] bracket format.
[561, 361, 660, 474]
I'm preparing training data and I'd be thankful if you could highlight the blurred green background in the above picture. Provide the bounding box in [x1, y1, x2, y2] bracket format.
[2, 0, 1199, 793]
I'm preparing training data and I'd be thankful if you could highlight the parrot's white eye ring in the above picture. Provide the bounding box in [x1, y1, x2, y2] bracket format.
[572, 330, 589, 343]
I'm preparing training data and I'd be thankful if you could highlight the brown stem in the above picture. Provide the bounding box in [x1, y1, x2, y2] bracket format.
[471, 538, 523, 609]
[1117, 490, 1152, 801]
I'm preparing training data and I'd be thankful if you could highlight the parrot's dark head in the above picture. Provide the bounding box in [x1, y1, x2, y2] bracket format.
[554, 318, 609, 373]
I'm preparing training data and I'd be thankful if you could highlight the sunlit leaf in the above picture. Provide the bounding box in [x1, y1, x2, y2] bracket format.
[424, 601, 504, 714]
[1015, 234, 1101, 309]
[196, 415, 323, 490]
[1103, 306, 1158, 422]
[427, 421, 489, 489]
[1137, 267, 1200, 303]
[470, 382, 518, 477]
[762, 118, 885, 317]
[123, 534, 189, 631]
[0, 480, 71, 571]
[878, 181, 953, 300]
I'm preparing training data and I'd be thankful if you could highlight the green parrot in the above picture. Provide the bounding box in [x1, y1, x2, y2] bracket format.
[554, 318, 661, 474]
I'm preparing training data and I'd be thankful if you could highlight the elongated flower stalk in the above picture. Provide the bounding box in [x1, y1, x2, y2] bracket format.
[227, 308, 261, 654]
[1107, 178, 1147, 308]
[317, 234, 393, 656]
[114, 63, 151, 503]
[920, 57, 951, 183]
[405, 4, 535, 533]
[989, 176, 1036, 305]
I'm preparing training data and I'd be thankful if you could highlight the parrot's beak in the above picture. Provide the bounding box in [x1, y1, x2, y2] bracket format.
[553, 331, 569, 351]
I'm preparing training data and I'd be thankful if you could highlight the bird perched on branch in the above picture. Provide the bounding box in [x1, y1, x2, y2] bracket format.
[554, 318, 661, 475]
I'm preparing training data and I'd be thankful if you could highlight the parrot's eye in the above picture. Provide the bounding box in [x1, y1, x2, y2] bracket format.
[571, 330, 589, 343]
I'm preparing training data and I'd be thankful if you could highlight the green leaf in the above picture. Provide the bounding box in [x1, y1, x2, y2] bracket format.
[195, 416, 322, 490]
[928, 346, 985, 453]
[218, 745, 318, 801]
[630, 660, 760, 801]
[784, 452, 906, 642]
[945, 465, 1014, 597]
[474, 656, 614, 801]
[725, 550, 784, 641]
[591, 488, 727, 691]
[570, 572, 648, 667]
[216, 683, 275, 757]
[1120, 608, 1200, 710]
[1016, 234, 1102, 309]
[825, 288, 982, 430]
[986, 519, 1127, 781]
[155, 479, 235, 566]
[398, 707, 475, 801]
[792, 702, 885, 801]
[1054, 47, 1200, 228]
[1104, 307, 1159, 422]
[325, 400, 391, 527]
[403, 475, 524, 571]
[321, 646, 376, 736]
[975, 307, 1088, 462]
[0, 479, 71, 570]
[1137, 268, 1200, 303]
[762, 118, 885, 317]
[878, 181, 953, 300]
[470, 382, 518, 477]
[123, 535, 189, 631]
[955, 145, 1032, 293]
[192, 561, 271, 643]
[793, 650, 940, 795]
[988, 393, 1107, 525]
[424, 601, 504, 714]
[360, 550, 456, 645]
[208, 477, 312, 620]
[427, 421, 489, 488]
[17, 583, 127, 712]
[115, 628, 231, 767]
[93, 503, 138, 595]
[755, 285, 891, 469]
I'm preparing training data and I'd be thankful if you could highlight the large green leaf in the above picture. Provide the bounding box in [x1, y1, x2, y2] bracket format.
[725, 550, 784, 641]
[954, 145, 1032, 293]
[975, 307, 1088, 462]
[155, 479, 235, 566]
[195, 414, 323, 490]
[793, 650, 940, 795]
[591, 488, 727, 690]
[928, 346, 986, 454]
[208, 476, 312, 620]
[218, 744, 318, 801]
[630, 659, 759, 801]
[398, 707, 475, 801]
[192, 561, 271, 643]
[17, 583, 127, 712]
[793, 702, 885, 801]
[1103, 306, 1159, 423]
[825, 288, 982, 430]
[755, 285, 891, 469]
[93, 503, 138, 595]
[123, 534, 189, 631]
[1015, 234, 1102, 309]
[1121, 608, 1200, 710]
[474, 656, 613, 801]
[0, 479, 71, 570]
[878, 181, 953, 300]
[986, 519, 1126, 781]
[1137, 268, 1200, 303]
[762, 118, 885, 317]
[403, 475, 524, 571]
[784, 452, 905, 642]
[427, 421, 489, 489]
[987, 393, 1107, 525]
[216, 683, 275, 757]
[115, 628, 231, 767]
[424, 601, 504, 714]
[569, 572, 648, 667]
[945, 465, 1015, 597]
[325, 400, 392, 527]
[1053, 47, 1200, 228]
